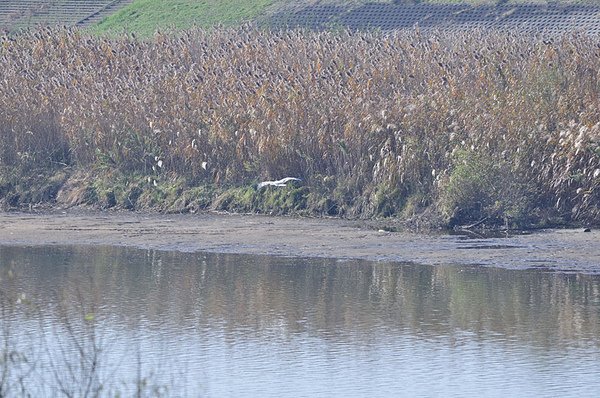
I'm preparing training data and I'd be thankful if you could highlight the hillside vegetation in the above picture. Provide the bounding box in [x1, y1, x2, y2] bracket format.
[90, 0, 598, 36]
[91, 0, 397, 36]
[92, 0, 276, 36]
[2, 0, 598, 35]
[0, 27, 599, 228]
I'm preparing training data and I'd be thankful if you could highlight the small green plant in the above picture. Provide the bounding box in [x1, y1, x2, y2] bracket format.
[372, 184, 406, 218]
[439, 150, 498, 225]
[439, 150, 535, 228]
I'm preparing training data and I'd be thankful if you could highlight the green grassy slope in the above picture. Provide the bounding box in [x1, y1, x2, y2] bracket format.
[92, 0, 276, 36]
[92, 0, 600, 36]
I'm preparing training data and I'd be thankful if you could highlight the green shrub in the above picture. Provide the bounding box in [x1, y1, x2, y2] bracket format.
[439, 150, 535, 228]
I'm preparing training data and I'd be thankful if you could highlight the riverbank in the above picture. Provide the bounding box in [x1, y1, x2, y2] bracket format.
[2, 28, 600, 229]
[0, 210, 597, 273]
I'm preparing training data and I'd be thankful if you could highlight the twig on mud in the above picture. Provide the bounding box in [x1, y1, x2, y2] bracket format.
[458, 217, 489, 230]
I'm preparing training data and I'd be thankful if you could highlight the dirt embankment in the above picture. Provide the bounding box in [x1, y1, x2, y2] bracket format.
[0, 210, 598, 273]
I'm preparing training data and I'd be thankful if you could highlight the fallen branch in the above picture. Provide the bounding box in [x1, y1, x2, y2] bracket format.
[458, 217, 489, 230]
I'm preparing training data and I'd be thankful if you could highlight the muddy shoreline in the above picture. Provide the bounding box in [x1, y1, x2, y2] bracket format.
[0, 210, 598, 273]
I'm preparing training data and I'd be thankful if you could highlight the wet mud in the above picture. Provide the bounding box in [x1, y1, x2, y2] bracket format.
[0, 210, 598, 273]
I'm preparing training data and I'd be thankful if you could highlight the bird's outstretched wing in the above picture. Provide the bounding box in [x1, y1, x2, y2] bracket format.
[258, 177, 302, 189]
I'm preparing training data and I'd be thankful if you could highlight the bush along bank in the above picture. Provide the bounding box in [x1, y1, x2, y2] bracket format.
[0, 27, 599, 229]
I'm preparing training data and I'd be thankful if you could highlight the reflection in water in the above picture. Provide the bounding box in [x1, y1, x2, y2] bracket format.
[1, 245, 600, 396]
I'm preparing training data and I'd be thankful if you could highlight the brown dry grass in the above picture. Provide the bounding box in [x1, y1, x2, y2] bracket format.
[0, 27, 599, 225]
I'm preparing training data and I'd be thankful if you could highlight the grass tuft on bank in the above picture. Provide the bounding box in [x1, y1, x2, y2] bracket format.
[1, 27, 599, 229]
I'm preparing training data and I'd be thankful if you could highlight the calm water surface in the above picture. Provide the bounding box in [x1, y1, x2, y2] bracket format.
[1, 245, 600, 397]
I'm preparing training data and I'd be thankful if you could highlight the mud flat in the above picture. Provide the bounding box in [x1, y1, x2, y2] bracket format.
[0, 210, 598, 273]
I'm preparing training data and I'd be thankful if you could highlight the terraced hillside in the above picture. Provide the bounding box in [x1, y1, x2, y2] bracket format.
[94, 0, 600, 36]
[267, 2, 600, 35]
[2, 0, 600, 35]
[0, 0, 133, 32]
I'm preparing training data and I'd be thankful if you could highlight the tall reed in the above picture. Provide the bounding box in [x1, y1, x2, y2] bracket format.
[0, 27, 598, 223]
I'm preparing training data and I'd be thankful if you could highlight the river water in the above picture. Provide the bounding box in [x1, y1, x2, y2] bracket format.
[1, 245, 599, 397]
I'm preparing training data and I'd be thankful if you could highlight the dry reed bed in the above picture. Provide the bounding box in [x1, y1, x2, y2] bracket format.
[0, 27, 599, 225]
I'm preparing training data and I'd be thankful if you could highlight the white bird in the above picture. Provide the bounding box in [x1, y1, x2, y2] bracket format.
[257, 177, 301, 189]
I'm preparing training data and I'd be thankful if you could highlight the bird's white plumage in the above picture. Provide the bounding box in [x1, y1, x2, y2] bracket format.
[257, 177, 301, 189]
